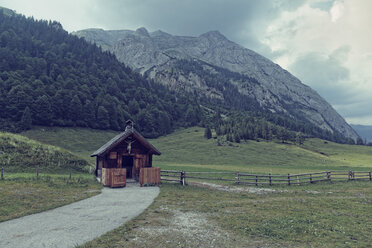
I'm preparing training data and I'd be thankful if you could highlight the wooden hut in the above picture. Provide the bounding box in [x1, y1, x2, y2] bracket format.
[91, 120, 161, 187]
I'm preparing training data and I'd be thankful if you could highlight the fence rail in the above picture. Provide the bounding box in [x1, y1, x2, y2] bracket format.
[160, 170, 372, 186]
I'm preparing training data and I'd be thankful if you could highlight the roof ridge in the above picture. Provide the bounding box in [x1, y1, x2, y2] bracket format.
[90, 128, 160, 157]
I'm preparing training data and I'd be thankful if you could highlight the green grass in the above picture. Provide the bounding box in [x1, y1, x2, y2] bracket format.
[0, 131, 103, 223]
[0, 176, 101, 222]
[80, 181, 372, 248]
[0, 131, 92, 173]
[21, 126, 372, 174]
[15, 126, 372, 247]
[150, 127, 372, 174]
[21, 126, 118, 164]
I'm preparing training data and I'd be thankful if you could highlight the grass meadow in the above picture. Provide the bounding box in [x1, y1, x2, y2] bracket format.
[21, 126, 372, 175]
[21, 126, 118, 165]
[17, 126, 372, 247]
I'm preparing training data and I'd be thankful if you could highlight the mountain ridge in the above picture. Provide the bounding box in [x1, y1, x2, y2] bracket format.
[73, 27, 359, 141]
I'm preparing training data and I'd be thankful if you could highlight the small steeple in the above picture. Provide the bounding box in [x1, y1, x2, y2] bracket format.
[125, 119, 135, 131]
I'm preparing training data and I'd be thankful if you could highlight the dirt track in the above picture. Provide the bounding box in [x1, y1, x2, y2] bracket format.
[0, 184, 159, 248]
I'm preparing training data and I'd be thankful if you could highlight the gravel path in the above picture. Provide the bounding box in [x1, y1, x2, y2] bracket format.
[0, 184, 159, 248]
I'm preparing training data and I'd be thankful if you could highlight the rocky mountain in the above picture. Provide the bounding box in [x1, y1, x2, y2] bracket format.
[74, 27, 359, 141]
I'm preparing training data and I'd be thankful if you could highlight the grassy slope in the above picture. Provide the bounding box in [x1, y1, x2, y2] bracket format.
[0, 131, 92, 173]
[0, 131, 102, 222]
[21, 126, 118, 164]
[150, 128, 372, 173]
[22, 126, 372, 174]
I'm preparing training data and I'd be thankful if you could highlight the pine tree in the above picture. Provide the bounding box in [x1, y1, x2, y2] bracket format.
[204, 127, 212, 139]
[20, 106, 32, 130]
[97, 106, 110, 129]
[226, 133, 233, 142]
[296, 132, 305, 145]
[234, 132, 241, 143]
[82, 100, 96, 128]
[33, 95, 53, 125]
[356, 137, 364, 145]
[69, 95, 82, 123]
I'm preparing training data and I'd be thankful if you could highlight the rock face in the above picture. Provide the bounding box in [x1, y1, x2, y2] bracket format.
[73, 27, 359, 141]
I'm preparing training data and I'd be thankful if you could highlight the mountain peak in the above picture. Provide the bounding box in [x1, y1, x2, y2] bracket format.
[151, 30, 172, 37]
[135, 27, 150, 37]
[199, 30, 227, 40]
[75, 27, 360, 141]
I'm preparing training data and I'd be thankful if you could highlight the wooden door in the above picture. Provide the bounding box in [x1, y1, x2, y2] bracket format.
[122, 156, 134, 178]
[111, 168, 126, 187]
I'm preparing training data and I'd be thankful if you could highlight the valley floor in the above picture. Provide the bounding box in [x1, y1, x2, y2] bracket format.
[21, 126, 372, 174]
[17, 126, 372, 247]
[81, 181, 372, 248]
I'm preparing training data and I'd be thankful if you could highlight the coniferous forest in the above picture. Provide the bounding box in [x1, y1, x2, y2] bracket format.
[0, 10, 358, 144]
[0, 11, 202, 137]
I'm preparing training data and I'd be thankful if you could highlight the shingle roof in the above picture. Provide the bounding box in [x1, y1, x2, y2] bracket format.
[90, 128, 161, 157]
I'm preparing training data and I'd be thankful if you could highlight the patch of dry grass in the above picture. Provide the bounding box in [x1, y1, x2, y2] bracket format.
[0, 176, 101, 222]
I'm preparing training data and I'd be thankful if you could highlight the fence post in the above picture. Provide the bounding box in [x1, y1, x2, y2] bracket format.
[235, 172, 240, 184]
[297, 176, 300, 185]
[1, 167, 3, 180]
[369, 171, 371, 181]
[327, 171, 331, 182]
[310, 174, 312, 184]
[269, 173, 272, 186]
[255, 175, 258, 186]
[183, 171, 186, 186]
[348, 171, 352, 180]
[180, 171, 185, 186]
[288, 173, 290, 186]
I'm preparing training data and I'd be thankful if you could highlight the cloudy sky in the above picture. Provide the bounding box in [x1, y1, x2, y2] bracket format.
[1, 0, 371, 125]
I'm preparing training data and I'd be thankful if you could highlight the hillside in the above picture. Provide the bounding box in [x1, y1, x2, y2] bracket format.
[21, 126, 119, 164]
[0, 131, 90, 172]
[150, 127, 372, 174]
[0, 10, 200, 137]
[21, 126, 372, 174]
[74, 27, 359, 142]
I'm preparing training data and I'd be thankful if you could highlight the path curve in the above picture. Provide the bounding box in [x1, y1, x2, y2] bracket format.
[0, 184, 159, 248]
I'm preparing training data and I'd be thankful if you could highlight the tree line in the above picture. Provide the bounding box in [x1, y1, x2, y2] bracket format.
[0, 11, 201, 137]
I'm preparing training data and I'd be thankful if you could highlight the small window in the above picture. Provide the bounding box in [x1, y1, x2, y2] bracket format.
[109, 152, 117, 159]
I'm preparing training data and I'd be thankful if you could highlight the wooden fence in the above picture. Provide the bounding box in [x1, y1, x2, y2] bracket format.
[139, 167, 161, 187]
[160, 170, 372, 186]
[0, 166, 74, 180]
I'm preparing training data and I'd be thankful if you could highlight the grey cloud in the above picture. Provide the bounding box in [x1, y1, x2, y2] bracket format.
[289, 50, 352, 105]
[84, 0, 305, 56]
[289, 48, 372, 122]
[309, 0, 336, 11]
[337, 100, 372, 118]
